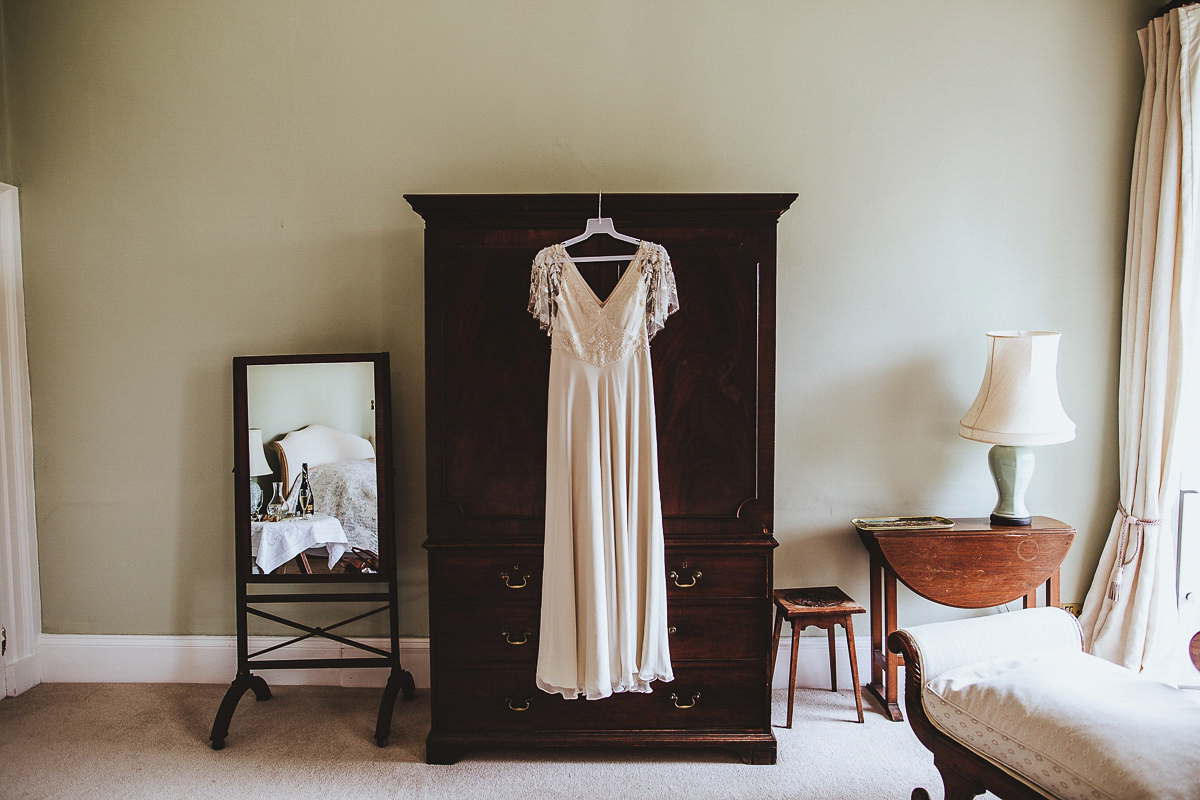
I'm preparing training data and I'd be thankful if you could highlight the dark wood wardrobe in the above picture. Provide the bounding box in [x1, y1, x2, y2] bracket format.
[408, 193, 795, 765]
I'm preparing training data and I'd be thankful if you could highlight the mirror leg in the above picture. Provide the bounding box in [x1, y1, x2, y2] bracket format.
[210, 672, 271, 750]
[246, 673, 272, 701]
[374, 668, 410, 747]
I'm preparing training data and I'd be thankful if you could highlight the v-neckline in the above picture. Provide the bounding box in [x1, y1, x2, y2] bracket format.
[559, 240, 646, 309]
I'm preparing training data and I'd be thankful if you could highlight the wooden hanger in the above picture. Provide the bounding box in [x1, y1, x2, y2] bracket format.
[561, 193, 642, 263]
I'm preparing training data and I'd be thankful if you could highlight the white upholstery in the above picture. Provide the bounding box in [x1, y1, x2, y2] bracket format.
[271, 424, 374, 487]
[901, 608, 1200, 800]
[904, 607, 1084, 680]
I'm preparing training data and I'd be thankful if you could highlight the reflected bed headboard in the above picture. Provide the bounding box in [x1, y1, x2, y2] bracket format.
[268, 424, 375, 488]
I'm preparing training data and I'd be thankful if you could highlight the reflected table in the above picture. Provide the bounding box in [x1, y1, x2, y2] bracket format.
[251, 513, 349, 574]
[855, 516, 1075, 721]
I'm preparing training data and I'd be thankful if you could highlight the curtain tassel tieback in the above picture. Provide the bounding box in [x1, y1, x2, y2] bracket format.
[1107, 503, 1160, 604]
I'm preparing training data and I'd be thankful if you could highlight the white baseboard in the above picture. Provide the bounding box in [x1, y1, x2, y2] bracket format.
[5, 651, 41, 696]
[39, 633, 866, 691]
[40, 634, 430, 689]
[771, 634, 872, 690]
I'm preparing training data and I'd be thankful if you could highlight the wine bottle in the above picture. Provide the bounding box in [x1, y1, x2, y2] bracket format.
[298, 463, 314, 519]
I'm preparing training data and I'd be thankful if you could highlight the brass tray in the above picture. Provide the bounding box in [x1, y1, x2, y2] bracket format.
[851, 515, 955, 531]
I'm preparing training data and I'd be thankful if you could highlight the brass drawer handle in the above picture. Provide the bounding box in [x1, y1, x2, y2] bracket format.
[669, 570, 702, 588]
[500, 571, 530, 589]
[670, 692, 700, 709]
[506, 698, 531, 712]
[502, 629, 533, 646]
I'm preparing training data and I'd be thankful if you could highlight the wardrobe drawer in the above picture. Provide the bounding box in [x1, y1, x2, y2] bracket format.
[650, 665, 768, 730]
[667, 600, 769, 662]
[664, 551, 768, 598]
[433, 665, 766, 732]
[431, 601, 766, 665]
[433, 668, 638, 732]
[428, 552, 543, 601]
[431, 603, 540, 664]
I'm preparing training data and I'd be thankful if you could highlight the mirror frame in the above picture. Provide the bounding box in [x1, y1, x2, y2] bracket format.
[233, 352, 394, 584]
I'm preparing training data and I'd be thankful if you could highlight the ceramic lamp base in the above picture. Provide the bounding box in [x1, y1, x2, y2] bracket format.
[988, 444, 1033, 527]
[250, 480, 263, 517]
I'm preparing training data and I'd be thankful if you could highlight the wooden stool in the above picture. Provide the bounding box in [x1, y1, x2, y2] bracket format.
[771, 586, 865, 726]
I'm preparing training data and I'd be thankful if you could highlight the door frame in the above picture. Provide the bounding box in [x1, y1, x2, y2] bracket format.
[0, 182, 41, 696]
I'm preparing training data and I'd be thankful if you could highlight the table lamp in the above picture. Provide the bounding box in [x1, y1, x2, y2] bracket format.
[958, 331, 1075, 526]
[248, 428, 272, 516]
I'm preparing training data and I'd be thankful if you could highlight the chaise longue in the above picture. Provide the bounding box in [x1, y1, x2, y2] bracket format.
[888, 607, 1200, 800]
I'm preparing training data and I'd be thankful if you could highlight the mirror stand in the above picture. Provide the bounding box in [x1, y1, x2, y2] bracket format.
[210, 353, 414, 750]
[209, 591, 414, 749]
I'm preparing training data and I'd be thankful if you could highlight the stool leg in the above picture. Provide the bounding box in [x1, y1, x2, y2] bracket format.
[844, 614, 864, 723]
[770, 607, 784, 685]
[787, 619, 800, 729]
[827, 625, 838, 692]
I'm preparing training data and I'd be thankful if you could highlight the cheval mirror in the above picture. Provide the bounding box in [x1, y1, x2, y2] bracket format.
[210, 352, 414, 750]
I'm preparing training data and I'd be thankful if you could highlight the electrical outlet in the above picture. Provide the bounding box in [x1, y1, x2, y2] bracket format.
[1060, 603, 1082, 617]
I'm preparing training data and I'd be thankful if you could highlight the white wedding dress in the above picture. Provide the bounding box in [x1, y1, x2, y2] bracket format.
[528, 239, 678, 700]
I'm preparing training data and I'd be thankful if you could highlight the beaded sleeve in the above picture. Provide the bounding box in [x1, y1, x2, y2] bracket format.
[528, 246, 563, 334]
[642, 243, 679, 341]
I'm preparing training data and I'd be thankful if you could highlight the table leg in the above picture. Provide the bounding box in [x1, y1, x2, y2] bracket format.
[1047, 569, 1060, 608]
[868, 549, 883, 691]
[787, 619, 800, 729]
[864, 558, 903, 722]
[844, 614, 864, 723]
[770, 607, 784, 685]
[1022, 589, 1037, 609]
[883, 569, 901, 720]
[827, 626, 838, 692]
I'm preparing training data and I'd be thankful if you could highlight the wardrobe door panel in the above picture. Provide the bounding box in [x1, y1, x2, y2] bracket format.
[434, 243, 549, 520]
[652, 242, 760, 520]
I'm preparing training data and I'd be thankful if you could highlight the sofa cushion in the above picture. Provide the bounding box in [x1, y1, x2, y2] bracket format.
[923, 651, 1200, 800]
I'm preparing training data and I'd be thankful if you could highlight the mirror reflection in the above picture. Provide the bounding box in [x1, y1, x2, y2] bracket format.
[245, 361, 379, 576]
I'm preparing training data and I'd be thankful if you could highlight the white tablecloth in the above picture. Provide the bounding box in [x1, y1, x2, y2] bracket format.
[251, 514, 349, 574]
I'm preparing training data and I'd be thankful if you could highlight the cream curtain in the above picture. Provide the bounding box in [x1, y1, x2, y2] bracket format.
[1078, 8, 1200, 678]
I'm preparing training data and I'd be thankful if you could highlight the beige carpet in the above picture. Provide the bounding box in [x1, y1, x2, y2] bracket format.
[0, 683, 988, 799]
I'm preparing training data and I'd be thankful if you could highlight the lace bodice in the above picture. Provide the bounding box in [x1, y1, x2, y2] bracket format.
[529, 240, 678, 368]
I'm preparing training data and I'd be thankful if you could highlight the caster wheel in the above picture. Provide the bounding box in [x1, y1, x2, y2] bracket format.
[211, 739, 225, 751]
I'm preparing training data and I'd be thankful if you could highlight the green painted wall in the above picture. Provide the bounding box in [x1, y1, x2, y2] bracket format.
[3, 0, 1156, 635]
[0, 0, 13, 186]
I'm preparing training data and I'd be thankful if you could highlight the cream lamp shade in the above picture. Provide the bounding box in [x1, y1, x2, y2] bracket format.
[248, 428, 272, 477]
[959, 331, 1075, 446]
[959, 331, 1074, 526]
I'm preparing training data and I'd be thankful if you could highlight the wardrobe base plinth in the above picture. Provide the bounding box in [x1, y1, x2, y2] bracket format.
[732, 742, 779, 765]
[424, 730, 777, 765]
